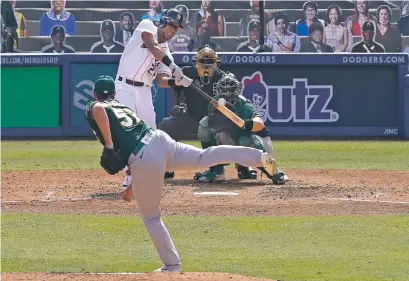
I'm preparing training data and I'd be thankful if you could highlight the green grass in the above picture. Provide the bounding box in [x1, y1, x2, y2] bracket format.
[2, 140, 409, 171]
[2, 214, 409, 281]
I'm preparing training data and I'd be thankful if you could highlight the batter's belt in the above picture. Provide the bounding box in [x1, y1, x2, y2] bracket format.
[117, 76, 147, 87]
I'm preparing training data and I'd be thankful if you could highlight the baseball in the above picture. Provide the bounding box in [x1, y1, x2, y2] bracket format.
[218, 98, 226, 106]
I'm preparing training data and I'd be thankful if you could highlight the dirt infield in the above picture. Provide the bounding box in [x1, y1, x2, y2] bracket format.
[2, 168, 409, 216]
[2, 168, 409, 281]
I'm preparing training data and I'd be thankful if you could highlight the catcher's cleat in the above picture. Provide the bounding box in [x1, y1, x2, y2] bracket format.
[164, 171, 175, 179]
[194, 169, 226, 182]
[236, 164, 257, 180]
[261, 153, 277, 177]
[271, 167, 289, 185]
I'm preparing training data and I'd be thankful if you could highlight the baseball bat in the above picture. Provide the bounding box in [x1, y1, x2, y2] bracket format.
[189, 82, 245, 128]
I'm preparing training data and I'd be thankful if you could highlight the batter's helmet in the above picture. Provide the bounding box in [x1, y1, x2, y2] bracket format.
[160, 8, 184, 28]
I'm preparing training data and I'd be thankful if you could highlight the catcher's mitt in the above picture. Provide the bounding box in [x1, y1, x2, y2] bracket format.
[100, 147, 126, 175]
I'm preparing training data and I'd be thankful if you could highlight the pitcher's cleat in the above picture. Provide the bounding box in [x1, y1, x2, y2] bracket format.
[194, 169, 226, 182]
[122, 174, 132, 191]
[236, 164, 257, 180]
[154, 267, 181, 272]
[261, 153, 277, 177]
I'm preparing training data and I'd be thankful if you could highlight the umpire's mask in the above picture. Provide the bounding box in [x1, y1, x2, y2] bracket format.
[192, 45, 220, 85]
[216, 72, 241, 104]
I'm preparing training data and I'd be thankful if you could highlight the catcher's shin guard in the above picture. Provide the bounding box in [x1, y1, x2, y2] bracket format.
[236, 164, 257, 180]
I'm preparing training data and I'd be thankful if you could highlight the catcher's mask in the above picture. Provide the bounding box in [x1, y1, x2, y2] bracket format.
[216, 72, 241, 104]
[192, 45, 220, 85]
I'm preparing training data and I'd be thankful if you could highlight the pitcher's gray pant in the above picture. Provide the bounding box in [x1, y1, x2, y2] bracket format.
[127, 130, 265, 271]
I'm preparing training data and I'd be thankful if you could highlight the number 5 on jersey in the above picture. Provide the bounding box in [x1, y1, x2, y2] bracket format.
[110, 104, 140, 128]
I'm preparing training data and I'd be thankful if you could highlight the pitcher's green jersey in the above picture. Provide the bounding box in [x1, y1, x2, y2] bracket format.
[213, 95, 270, 140]
[85, 99, 151, 165]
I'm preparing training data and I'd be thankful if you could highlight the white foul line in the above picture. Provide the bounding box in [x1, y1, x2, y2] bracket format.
[2, 197, 92, 203]
[330, 198, 409, 205]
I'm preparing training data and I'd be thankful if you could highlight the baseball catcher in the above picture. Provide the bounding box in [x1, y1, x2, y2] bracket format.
[195, 73, 289, 184]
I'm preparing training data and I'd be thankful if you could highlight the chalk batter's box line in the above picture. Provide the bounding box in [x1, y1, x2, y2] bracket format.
[3, 197, 409, 205]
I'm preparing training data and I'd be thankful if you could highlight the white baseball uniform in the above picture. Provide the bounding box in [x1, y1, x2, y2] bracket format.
[115, 19, 174, 129]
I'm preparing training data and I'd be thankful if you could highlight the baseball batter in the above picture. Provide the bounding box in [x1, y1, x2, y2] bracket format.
[158, 45, 259, 180]
[114, 8, 192, 190]
[85, 75, 277, 272]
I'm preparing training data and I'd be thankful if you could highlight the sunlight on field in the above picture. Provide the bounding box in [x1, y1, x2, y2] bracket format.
[2, 140, 409, 171]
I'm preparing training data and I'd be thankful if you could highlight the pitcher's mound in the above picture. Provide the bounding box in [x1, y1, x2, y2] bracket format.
[2, 272, 278, 281]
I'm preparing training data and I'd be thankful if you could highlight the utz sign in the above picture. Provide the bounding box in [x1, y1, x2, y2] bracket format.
[241, 71, 339, 123]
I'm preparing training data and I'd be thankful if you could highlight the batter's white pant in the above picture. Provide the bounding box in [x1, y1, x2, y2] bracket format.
[115, 80, 157, 129]
[127, 130, 266, 271]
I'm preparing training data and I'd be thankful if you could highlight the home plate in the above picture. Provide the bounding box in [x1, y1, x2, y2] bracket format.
[194, 191, 239, 196]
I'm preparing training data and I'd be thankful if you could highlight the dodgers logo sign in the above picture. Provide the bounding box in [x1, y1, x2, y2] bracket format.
[241, 71, 339, 123]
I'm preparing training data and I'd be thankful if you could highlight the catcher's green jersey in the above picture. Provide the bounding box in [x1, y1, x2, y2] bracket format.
[85, 99, 151, 165]
[213, 95, 270, 139]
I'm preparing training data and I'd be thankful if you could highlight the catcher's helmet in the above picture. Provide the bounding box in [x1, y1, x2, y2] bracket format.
[160, 8, 184, 29]
[216, 72, 241, 103]
[192, 44, 221, 85]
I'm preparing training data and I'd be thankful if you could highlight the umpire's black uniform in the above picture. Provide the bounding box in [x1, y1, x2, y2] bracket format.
[158, 66, 226, 141]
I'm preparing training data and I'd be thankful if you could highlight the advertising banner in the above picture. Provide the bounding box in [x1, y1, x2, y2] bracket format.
[1, 66, 60, 128]
[2, 54, 408, 138]
[70, 63, 167, 128]
[221, 65, 400, 136]
[175, 53, 409, 66]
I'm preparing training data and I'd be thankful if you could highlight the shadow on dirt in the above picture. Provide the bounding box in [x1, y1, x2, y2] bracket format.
[89, 192, 122, 200]
[166, 179, 273, 189]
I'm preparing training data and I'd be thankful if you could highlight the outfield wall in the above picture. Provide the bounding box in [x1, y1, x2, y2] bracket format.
[1, 53, 409, 139]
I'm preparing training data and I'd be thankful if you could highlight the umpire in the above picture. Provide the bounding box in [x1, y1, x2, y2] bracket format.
[158, 45, 224, 179]
[158, 45, 224, 140]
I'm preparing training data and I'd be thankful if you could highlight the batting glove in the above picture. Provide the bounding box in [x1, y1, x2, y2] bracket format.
[175, 75, 192, 87]
[169, 63, 184, 79]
